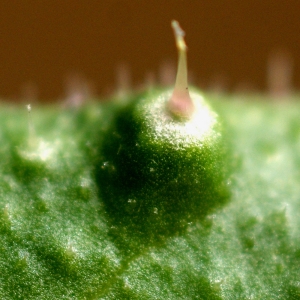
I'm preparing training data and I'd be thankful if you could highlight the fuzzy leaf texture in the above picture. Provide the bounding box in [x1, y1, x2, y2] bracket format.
[0, 91, 300, 300]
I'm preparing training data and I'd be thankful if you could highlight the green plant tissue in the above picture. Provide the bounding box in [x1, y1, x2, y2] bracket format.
[0, 92, 299, 299]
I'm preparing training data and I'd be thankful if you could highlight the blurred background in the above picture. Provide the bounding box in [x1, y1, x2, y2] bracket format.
[1, 1, 299, 102]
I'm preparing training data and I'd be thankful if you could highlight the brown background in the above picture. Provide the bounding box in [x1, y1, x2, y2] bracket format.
[1, 1, 299, 101]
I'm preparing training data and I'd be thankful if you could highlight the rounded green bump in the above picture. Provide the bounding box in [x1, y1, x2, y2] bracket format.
[98, 21, 230, 241]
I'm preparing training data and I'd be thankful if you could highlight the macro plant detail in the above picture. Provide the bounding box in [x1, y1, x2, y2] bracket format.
[0, 21, 299, 300]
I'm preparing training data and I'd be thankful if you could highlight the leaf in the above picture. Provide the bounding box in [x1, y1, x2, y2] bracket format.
[0, 96, 299, 299]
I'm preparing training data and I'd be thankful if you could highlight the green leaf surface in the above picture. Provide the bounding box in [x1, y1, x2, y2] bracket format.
[0, 93, 300, 299]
